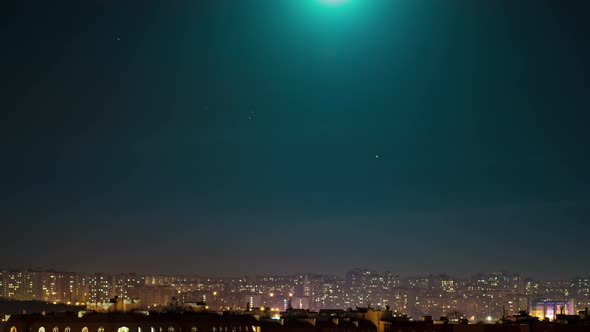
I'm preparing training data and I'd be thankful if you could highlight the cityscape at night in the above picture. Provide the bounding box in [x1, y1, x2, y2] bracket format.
[2, 0, 589, 332]
[1, 269, 590, 323]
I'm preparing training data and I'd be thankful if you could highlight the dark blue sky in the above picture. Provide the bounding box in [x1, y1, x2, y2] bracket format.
[1, 0, 589, 278]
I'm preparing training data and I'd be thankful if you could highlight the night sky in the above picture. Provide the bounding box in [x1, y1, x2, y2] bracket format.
[2, 0, 589, 278]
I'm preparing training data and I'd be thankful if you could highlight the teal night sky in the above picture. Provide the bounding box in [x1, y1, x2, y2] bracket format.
[1, 0, 589, 278]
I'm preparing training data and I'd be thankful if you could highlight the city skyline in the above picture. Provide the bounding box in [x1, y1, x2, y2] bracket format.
[1, 267, 590, 281]
[2, 268, 590, 322]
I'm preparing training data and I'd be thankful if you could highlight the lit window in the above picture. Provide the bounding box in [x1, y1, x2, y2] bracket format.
[168, 328, 174, 332]
[98, 327, 105, 332]
[82, 328, 89, 332]
[192, 328, 198, 332]
[54, 327, 59, 332]
[11, 327, 17, 332]
[40, 328, 46, 332]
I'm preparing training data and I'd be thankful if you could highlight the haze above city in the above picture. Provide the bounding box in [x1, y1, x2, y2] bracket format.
[2, 1, 589, 279]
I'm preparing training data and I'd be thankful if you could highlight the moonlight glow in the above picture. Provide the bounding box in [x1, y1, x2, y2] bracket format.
[317, 0, 351, 6]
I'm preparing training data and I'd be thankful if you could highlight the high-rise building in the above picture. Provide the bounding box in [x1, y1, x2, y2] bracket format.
[88, 273, 113, 303]
[576, 277, 590, 296]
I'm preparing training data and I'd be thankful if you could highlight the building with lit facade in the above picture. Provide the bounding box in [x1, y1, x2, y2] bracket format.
[4, 312, 261, 332]
[529, 299, 576, 320]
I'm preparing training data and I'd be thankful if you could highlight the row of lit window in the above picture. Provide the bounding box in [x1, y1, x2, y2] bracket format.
[16, 326, 253, 332]
[212, 327, 250, 332]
